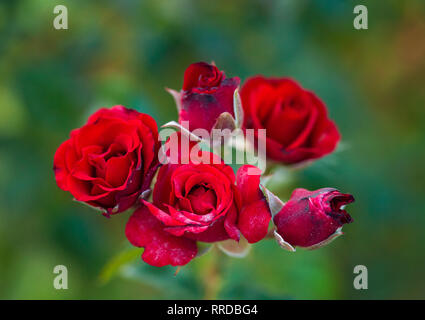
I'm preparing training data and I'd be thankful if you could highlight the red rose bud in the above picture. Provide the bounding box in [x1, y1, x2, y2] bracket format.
[53, 106, 161, 216]
[125, 149, 269, 266]
[241, 76, 340, 164]
[169, 62, 240, 132]
[273, 188, 354, 250]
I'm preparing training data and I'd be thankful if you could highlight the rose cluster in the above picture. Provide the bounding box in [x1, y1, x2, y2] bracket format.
[53, 62, 354, 267]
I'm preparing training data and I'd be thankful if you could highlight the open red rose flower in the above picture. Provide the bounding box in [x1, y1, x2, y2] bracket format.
[125, 150, 271, 267]
[241, 76, 340, 164]
[273, 188, 354, 250]
[53, 106, 160, 216]
[169, 61, 240, 132]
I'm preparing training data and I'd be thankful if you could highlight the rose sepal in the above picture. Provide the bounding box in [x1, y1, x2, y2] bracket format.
[217, 236, 251, 258]
[166, 88, 182, 113]
[196, 242, 213, 258]
[259, 185, 285, 217]
[304, 227, 344, 250]
[210, 88, 244, 132]
[273, 229, 296, 252]
[161, 121, 204, 142]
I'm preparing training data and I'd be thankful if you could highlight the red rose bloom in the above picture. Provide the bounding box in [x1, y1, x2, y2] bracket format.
[241, 76, 340, 164]
[273, 188, 354, 248]
[125, 150, 270, 267]
[53, 106, 160, 215]
[177, 62, 240, 132]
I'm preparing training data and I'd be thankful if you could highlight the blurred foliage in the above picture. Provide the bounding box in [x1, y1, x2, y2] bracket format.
[0, 0, 424, 299]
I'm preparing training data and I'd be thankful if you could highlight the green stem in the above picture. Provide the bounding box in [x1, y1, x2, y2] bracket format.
[202, 246, 222, 300]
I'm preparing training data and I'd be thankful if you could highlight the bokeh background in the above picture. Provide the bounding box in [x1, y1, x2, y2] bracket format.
[0, 0, 424, 299]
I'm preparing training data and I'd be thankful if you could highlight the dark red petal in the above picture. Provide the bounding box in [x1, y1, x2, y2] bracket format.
[137, 118, 157, 174]
[241, 76, 286, 129]
[325, 191, 354, 224]
[185, 216, 231, 242]
[166, 205, 205, 225]
[238, 200, 271, 243]
[74, 119, 136, 152]
[187, 187, 217, 215]
[67, 175, 108, 202]
[153, 163, 177, 209]
[288, 188, 317, 201]
[236, 165, 263, 204]
[180, 77, 240, 132]
[111, 191, 139, 214]
[91, 188, 116, 209]
[224, 202, 240, 241]
[53, 139, 72, 190]
[87, 105, 143, 124]
[307, 118, 340, 158]
[142, 200, 185, 227]
[105, 154, 133, 187]
[182, 62, 221, 91]
[125, 206, 197, 267]
[164, 225, 209, 237]
[284, 98, 319, 150]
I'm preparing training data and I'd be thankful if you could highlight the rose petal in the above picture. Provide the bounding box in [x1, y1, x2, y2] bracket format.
[53, 139, 72, 190]
[182, 62, 223, 91]
[105, 155, 132, 187]
[142, 200, 185, 227]
[238, 200, 271, 243]
[224, 203, 240, 241]
[180, 77, 240, 132]
[185, 216, 231, 242]
[125, 206, 197, 267]
[236, 165, 263, 204]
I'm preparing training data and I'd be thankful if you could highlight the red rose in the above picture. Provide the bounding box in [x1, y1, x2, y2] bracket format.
[241, 76, 340, 164]
[53, 106, 161, 215]
[172, 62, 240, 132]
[125, 150, 270, 267]
[273, 188, 354, 249]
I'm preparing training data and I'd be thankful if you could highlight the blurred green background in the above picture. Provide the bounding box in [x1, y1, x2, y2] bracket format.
[0, 0, 424, 299]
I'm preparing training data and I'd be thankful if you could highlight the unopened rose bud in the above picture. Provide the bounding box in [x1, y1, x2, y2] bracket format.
[169, 62, 240, 133]
[273, 188, 354, 249]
